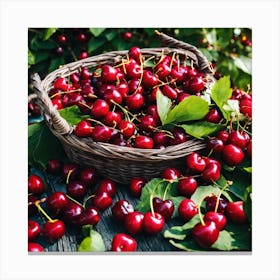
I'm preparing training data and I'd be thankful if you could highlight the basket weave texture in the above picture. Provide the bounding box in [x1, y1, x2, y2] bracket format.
[31, 31, 214, 184]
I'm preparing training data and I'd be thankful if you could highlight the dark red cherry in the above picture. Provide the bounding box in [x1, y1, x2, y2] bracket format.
[46, 159, 63, 175]
[152, 197, 174, 221]
[124, 211, 144, 235]
[161, 167, 182, 181]
[103, 111, 122, 127]
[46, 192, 69, 214]
[142, 212, 165, 235]
[226, 201, 247, 224]
[78, 207, 100, 226]
[104, 88, 123, 105]
[28, 174, 45, 195]
[222, 144, 245, 166]
[96, 179, 117, 197]
[187, 76, 205, 93]
[101, 65, 118, 83]
[204, 211, 227, 231]
[153, 132, 169, 147]
[42, 220, 66, 242]
[178, 199, 198, 221]
[91, 99, 110, 119]
[155, 62, 171, 80]
[91, 192, 112, 211]
[66, 180, 88, 200]
[52, 98, 64, 110]
[28, 195, 38, 216]
[116, 81, 129, 98]
[111, 233, 137, 252]
[239, 98, 252, 118]
[177, 177, 198, 197]
[28, 242, 44, 252]
[80, 167, 97, 186]
[134, 135, 154, 149]
[62, 201, 84, 226]
[217, 130, 229, 144]
[74, 120, 93, 137]
[92, 126, 113, 143]
[169, 127, 187, 145]
[161, 85, 177, 100]
[142, 70, 158, 89]
[228, 130, 248, 149]
[125, 92, 145, 111]
[128, 46, 142, 65]
[111, 199, 134, 222]
[28, 220, 41, 241]
[205, 109, 222, 123]
[205, 195, 228, 213]
[129, 178, 146, 198]
[138, 115, 157, 132]
[62, 163, 80, 183]
[54, 77, 69, 91]
[185, 152, 206, 173]
[206, 138, 224, 153]
[202, 162, 221, 183]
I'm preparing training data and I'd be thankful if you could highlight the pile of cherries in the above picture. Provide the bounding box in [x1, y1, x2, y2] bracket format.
[48, 46, 213, 149]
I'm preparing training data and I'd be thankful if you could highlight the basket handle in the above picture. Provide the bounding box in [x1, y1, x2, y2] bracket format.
[155, 30, 213, 74]
[31, 73, 73, 135]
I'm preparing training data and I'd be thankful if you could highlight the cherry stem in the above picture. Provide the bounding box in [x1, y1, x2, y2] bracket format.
[213, 180, 233, 212]
[50, 88, 82, 99]
[65, 194, 84, 208]
[162, 182, 171, 201]
[35, 201, 54, 222]
[66, 169, 73, 185]
[28, 197, 47, 206]
[82, 194, 96, 208]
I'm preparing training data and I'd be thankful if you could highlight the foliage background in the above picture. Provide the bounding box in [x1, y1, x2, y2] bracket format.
[28, 28, 252, 91]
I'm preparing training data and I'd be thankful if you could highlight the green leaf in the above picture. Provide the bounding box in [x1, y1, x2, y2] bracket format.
[88, 38, 106, 53]
[216, 28, 233, 48]
[58, 105, 91, 126]
[104, 30, 117, 41]
[190, 185, 221, 206]
[205, 28, 217, 45]
[135, 178, 184, 218]
[28, 122, 67, 168]
[48, 56, 65, 72]
[211, 76, 233, 121]
[211, 230, 236, 251]
[78, 230, 106, 252]
[28, 49, 35, 68]
[35, 51, 50, 64]
[234, 55, 252, 75]
[89, 28, 106, 37]
[156, 90, 172, 125]
[43, 28, 58, 40]
[30, 35, 57, 51]
[165, 96, 209, 124]
[169, 238, 204, 252]
[180, 121, 225, 139]
[243, 185, 252, 223]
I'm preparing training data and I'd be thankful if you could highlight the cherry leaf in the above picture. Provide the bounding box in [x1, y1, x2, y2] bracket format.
[156, 90, 172, 125]
[78, 229, 106, 252]
[59, 105, 91, 126]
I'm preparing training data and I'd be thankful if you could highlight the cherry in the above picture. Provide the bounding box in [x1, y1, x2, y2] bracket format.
[184, 67, 198, 79]
[111, 199, 134, 222]
[76, 33, 87, 42]
[111, 233, 137, 252]
[177, 177, 197, 197]
[116, 82, 129, 98]
[129, 178, 146, 197]
[66, 180, 88, 200]
[178, 199, 198, 221]
[46, 192, 69, 214]
[104, 88, 123, 105]
[155, 62, 171, 79]
[134, 135, 154, 149]
[28, 220, 41, 241]
[55, 46, 64, 55]
[119, 120, 136, 139]
[202, 162, 221, 183]
[246, 140, 252, 158]
[62, 201, 84, 226]
[169, 127, 187, 145]
[187, 76, 205, 93]
[161, 167, 182, 181]
[128, 46, 142, 65]
[153, 132, 169, 147]
[125, 92, 145, 112]
[152, 197, 174, 221]
[228, 130, 248, 149]
[57, 34, 67, 44]
[204, 211, 227, 230]
[28, 242, 44, 252]
[62, 92, 84, 107]
[125, 63, 142, 80]
[79, 51, 88, 60]
[161, 85, 177, 100]
[46, 159, 63, 175]
[239, 98, 252, 118]
[123, 31, 133, 41]
[75, 120, 93, 137]
[222, 144, 245, 166]
[128, 79, 144, 94]
[177, 92, 191, 103]
[191, 221, 219, 248]
[52, 98, 64, 110]
[28, 174, 45, 195]
[146, 105, 161, 124]
[104, 111, 122, 127]
[54, 77, 69, 91]
[78, 207, 100, 226]
[185, 152, 206, 173]
[98, 83, 115, 96]
[101, 64, 118, 83]
[206, 138, 224, 154]
[91, 192, 112, 211]
[80, 67, 92, 80]
[124, 211, 144, 235]
[226, 201, 247, 224]
[203, 157, 221, 170]
[142, 212, 165, 234]
[92, 125, 113, 143]
[70, 73, 80, 84]
[205, 195, 228, 213]
[80, 167, 97, 186]
[217, 130, 229, 144]
[42, 220, 66, 242]
[96, 179, 117, 197]
[28, 101, 41, 117]
[139, 115, 157, 132]
[91, 99, 110, 119]
[62, 163, 80, 183]
[142, 70, 158, 89]
[205, 109, 222, 123]
[171, 66, 187, 82]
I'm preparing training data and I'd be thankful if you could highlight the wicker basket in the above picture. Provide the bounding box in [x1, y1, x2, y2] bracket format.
[31, 31, 215, 185]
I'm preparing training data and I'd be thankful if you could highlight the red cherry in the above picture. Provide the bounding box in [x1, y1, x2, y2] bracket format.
[222, 144, 245, 166]
[66, 180, 88, 200]
[217, 130, 229, 144]
[80, 167, 97, 186]
[129, 178, 146, 198]
[191, 221, 219, 248]
[169, 127, 187, 145]
[177, 177, 198, 197]
[139, 115, 157, 132]
[28, 195, 39, 216]
[62, 201, 84, 226]
[161, 85, 177, 100]
[204, 211, 227, 231]
[92, 126, 113, 143]
[78, 207, 100, 226]
[80, 67, 92, 80]
[103, 111, 122, 127]
[101, 65, 118, 83]
[28, 220, 41, 241]
[171, 66, 187, 82]
[42, 220, 66, 242]
[96, 179, 117, 197]
[52, 98, 64, 110]
[134, 135, 154, 149]
[202, 162, 221, 183]
[111, 199, 134, 222]
[205, 109, 222, 123]
[46, 159, 63, 175]
[123, 32, 133, 41]
[28, 242, 44, 252]
[246, 140, 252, 158]
[142, 212, 165, 234]
[228, 131, 248, 149]
[153, 132, 169, 147]
[206, 138, 224, 154]
[226, 201, 247, 224]
[185, 152, 206, 173]
[104, 88, 123, 105]
[53, 77, 69, 91]
[155, 62, 171, 80]
[128, 79, 144, 94]
[28, 175, 45, 195]
[91, 192, 112, 211]
[124, 211, 144, 235]
[187, 76, 205, 93]
[128, 46, 142, 65]
[239, 99, 252, 118]
[119, 120, 136, 139]
[205, 195, 228, 213]
[152, 197, 174, 221]
[161, 167, 182, 181]
[57, 34, 67, 44]
[116, 81, 129, 98]
[125, 92, 144, 111]
[46, 192, 69, 214]
[146, 105, 161, 124]
[111, 233, 137, 252]
[178, 199, 198, 221]
[75, 120, 93, 137]
[91, 99, 110, 119]
[142, 70, 158, 89]
[62, 163, 80, 183]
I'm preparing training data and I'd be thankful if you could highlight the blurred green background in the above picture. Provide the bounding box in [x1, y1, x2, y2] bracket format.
[28, 28, 252, 90]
